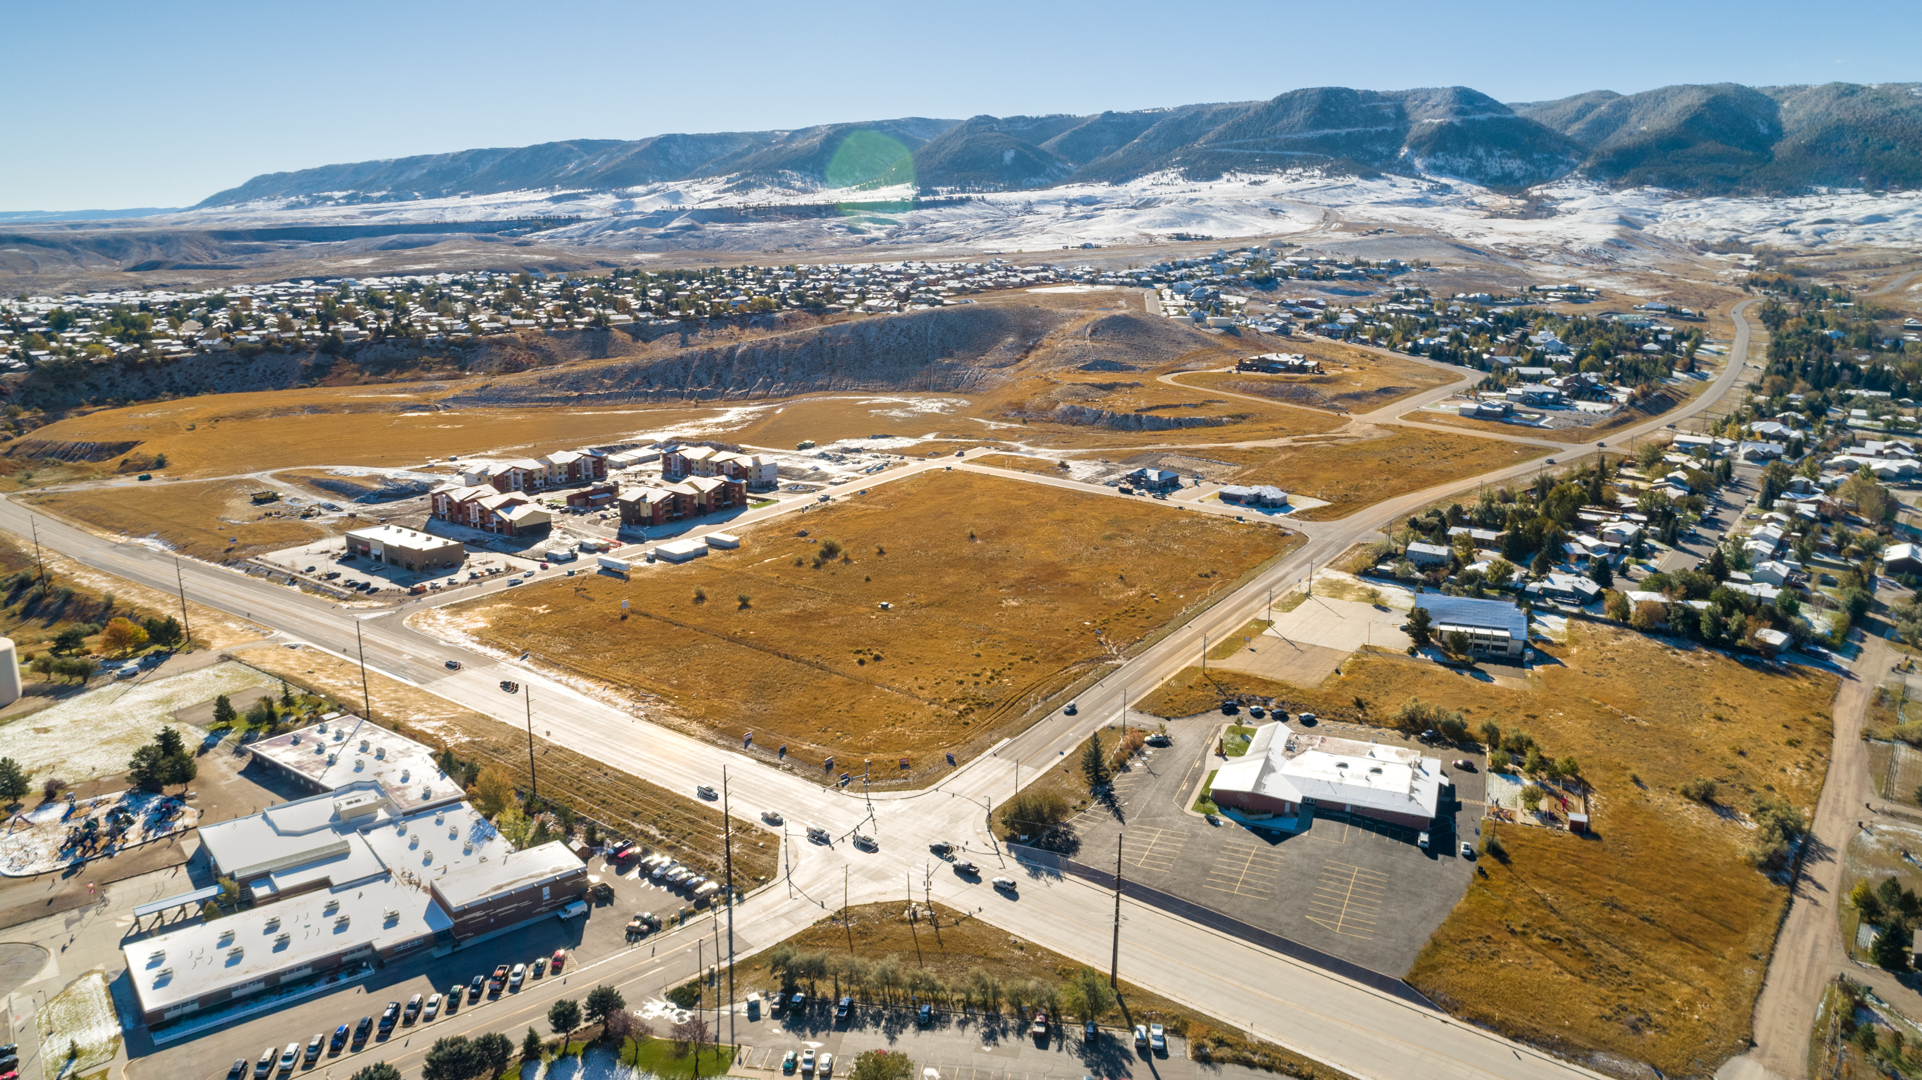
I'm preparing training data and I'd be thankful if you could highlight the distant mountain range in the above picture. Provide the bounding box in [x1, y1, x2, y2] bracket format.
[196, 81, 1922, 208]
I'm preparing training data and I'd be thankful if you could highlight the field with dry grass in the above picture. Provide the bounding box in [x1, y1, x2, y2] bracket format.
[1401, 384, 1697, 443]
[237, 643, 776, 889]
[430, 470, 1293, 782]
[1225, 427, 1552, 520]
[973, 453, 1076, 477]
[1140, 621, 1836, 1078]
[25, 478, 357, 562]
[742, 902, 1354, 1080]
[1171, 351, 1457, 415]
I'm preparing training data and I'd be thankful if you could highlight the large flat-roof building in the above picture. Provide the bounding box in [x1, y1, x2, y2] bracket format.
[1411, 594, 1528, 660]
[344, 524, 466, 573]
[1208, 723, 1446, 830]
[246, 718, 461, 816]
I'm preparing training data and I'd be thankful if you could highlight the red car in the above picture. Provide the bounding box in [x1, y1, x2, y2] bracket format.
[550, 949, 567, 974]
[488, 965, 509, 995]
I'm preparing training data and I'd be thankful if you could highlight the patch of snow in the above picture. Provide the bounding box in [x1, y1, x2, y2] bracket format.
[0, 661, 277, 780]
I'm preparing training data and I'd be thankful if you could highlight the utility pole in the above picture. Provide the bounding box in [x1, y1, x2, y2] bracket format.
[28, 517, 44, 585]
[173, 556, 193, 649]
[524, 682, 538, 802]
[1111, 832, 1124, 989]
[723, 766, 736, 1047]
[695, 936, 704, 1078]
[842, 866, 853, 953]
[1201, 630, 1207, 672]
[353, 619, 373, 722]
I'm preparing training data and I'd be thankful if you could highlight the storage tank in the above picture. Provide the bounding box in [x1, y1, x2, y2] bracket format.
[0, 638, 20, 707]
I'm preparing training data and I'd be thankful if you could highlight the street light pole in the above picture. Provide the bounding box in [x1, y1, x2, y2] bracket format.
[173, 556, 193, 649]
[723, 766, 736, 1048]
[524, 682, 538, 803]
[354, 619, 373, 722]
[1111, 832, 1124, 989]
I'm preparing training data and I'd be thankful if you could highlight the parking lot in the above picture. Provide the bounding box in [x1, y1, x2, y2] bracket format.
[734, 995, 1282, 1080]
[1057, 713, 1481, 977]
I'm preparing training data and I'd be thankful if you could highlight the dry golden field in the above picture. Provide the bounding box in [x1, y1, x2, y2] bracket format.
[1171, 350, 1458, 415]
[1227, 427, 1552, 520]
[25, 478, 357, 562]
[435, 470, 1293, 781]
[1142, 621, 1836, 1077]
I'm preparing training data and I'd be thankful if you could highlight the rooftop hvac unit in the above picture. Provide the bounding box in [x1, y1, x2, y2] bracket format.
[423, 850, 433, 865]
[384, 908, 398, 920]
[317, 721, 327, 732]
[396, 822, 407, 835]
[462, 842, 473, 855]
[217, 929, 234, 944]
[399, 768, 410, 783]
[291, 733, 301, 744]
[228, 946, 243, 959]
[313, 743, 325, 755]
[375, 746, 386, 760]
[353, 759, 365, 772]
[264, 917, 280, 931]
[324, 899, 340, 915]
[154, 968, 172, 982]
[409, 834, 419, 850]
[335, 915, 350, 927]
[275, 933, 290, 945]
[448, 827, 458, 839]
[148, 949, 165, 963]
[359, 738, 370, 752]
[326, 753, 338, 765]
[422, 786, 433, 800]
[434, 811, 445, 825]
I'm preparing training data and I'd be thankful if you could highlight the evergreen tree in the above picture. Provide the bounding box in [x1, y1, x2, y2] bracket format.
[523, 1026, 545, 1062]
[1080, 732, 1111, 789]
[1588, 558, 1614, 588]
[211, 694, 236, 727]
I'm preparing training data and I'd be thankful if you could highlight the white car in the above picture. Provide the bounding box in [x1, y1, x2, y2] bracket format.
[801, 1049, 817, 1075]
[992, 877, 1017, 893]
[1149, 1024, 1166, 1052]
[819, 1052, 834, 1078]
[508, 963, 527, 988]
[423, 993, 441, 1020]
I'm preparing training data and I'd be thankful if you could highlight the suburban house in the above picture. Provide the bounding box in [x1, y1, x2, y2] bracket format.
[1412, 593, 1529, 660]
[1405, 542, 1453, 568]
[1527, 572, 1603, 606]
[343, 524, 465, 573]
[1886, 543, 1922, 576]
[1237, 353, 1321, 374]
[1207, 722, 1445, 830]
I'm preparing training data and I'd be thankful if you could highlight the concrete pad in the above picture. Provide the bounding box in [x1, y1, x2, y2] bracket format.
[1267, 595, 1411, 653]
[1215, 635, 1349, 687]
[1714, 1054, 1791, 1080]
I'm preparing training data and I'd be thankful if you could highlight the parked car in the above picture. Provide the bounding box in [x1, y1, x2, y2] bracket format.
[820, 1052, 834, 1078]
[253, 1046, 276, 1078]
[489, 965, 510, 994]
[423, 993, 442, 1020]
[552, 949, 567, 973]
[228, 1060, 248, 1079]
[509, 963, 527, 989]
[1461, 841, 1476, 859]
[378, 1000, 401, 1032]
[468, 975, 485, 1001]
[1134, 1024, 1149, 1048]
[532, 956, 548, 978]
[1418, 832, 1430, 850]
[1219, 700, 1238, 715]
[447, 983, 464, 1012]
[1149, 1023, 1166, 1052]
[1146, 733, 1171, 747]
[791, 991, 807, 1009]
[1452, 759, 1476, 771]
[352, 1016, 373, 1049]
[919, 1002, 932, 1025]
[1031, 1011, 1049, 1037]
[330, 1025, 349, 1053]
[782, 1051, 798, 1074]
[404, 993, 423, 1022]
[801, 1049, 817, 1075]
[836, 995, 853, 1020]
[304, 1034, 324, 1063]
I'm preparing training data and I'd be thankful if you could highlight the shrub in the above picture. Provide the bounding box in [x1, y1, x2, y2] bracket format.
[999, 789, 1070, 837]
[1680, 778, 1718, 804]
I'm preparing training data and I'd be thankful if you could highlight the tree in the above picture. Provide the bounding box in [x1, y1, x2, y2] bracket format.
[129, 728, 196, 792]
[1485, 558, 1515, 588]
[211, 694, 237, 727]
[670, 1013, 711, 1056]
[998, 789, 1069, 837]
[472, 766, 516, 817]
[1521, 785, 1544, 812]
[422, 1036, 484, 1080]
[1842, 464, 1894, 523]
[496, 804, 532, 848]
[1478, 720, 1502, 752]
[849, 1049, 917, 1080]
[1635, 440, 1666, 472]
[1059, 966, 1116, 1023]
[602, 1006, 636, 1047]
[1079, 731, 1111, 789]
[100, 617, 148, 657]
[1587, 558, 1613, 588]
[349, 1066, 403, 1080]
[474, 1032, 513, 1077]
[51, 627, 87, 656]
[142, 615, 183, 649]
[1442, 629, 1472, 659]
[1875, 917, 1913, 971]
[1603, 590, 1631, 622]
[584, 984, 626, 1026]
[548, 997, 581, 1037]
[1706, 547, 1729, 583]
[0, 758, 27, 804]
[1853, 879, 1886, 923]
[1403, 605, 1433, 648]
[522, 1027, 544, 1062]
[1629, 600, 1667, 632]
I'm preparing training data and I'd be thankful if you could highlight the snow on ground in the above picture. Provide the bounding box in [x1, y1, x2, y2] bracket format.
[523, 1045, 646, 1079]
[39, 970, 121, 1072]
[0, 661, 277, 781]
[0, 790, 197, 877]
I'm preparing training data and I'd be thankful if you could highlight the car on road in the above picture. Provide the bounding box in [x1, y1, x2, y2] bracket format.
[993, 876, 1017, 893]
[254, 1047, 276, 1078]
[509, 963, 527, 989]
[1452, 758, 1476, 771]
[305, 1034, 324, 1064]
[1134, 1024, 1149, 1048]
[697, 785, 718, 800]
[228, 1060, 247, 1080]
[782, 1051, 798, 1075]
[851, 832, 875, 850]
[499, 680, 518, 693]
[1461, 841, 1476, 859]
[424, 993, 442, 1020]
[404, 993, 424, 1022]
[806, 826, 829, 843]
[351, 1016, 373, 1049]
[1149, 1023, 1166, 1052]
[1031, 1011, 1048, 1037]
[507, 578, 523, 587]
[468, 975, 485, 1001]
[1545, 458, 1556, 465]
[1146, 732, 1171, 747]
[820, 1053, 834, 1078]
[378, 1000, 401, 1033]
[330, 1025, 349, 1054]
[954, 861, 979, 876]
[930, 841, 953, 857]
[801, 1049, 817, 1075]
[445, 659, 461, 670]
[1063, 701, 1077, 715]
[763, 809, 783, 825]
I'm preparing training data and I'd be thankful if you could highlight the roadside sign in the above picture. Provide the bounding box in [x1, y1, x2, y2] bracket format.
[946, 753, 956, 767]
[899, 757, 910, 770]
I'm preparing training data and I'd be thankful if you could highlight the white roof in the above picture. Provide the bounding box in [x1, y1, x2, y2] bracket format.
[248, 720, 460, 815]
[346, 523, 463, 549]
[1210, 723, 1443, 821]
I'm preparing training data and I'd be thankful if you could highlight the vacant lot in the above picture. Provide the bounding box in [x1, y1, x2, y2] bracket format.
[1141, 622, 1836, 1078]
[1173, 350, 1457, 415]
[27, 478, 356, 562]
[1229, 426, 1552, 520]
[435, 470, 1291, 782]
[743, 902, 1354, 1080]
[974, 453, 1076, 477]
[239, 643, 775, 889]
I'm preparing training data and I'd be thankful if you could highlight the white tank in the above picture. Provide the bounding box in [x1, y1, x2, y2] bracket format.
[0, 639, 20, 707]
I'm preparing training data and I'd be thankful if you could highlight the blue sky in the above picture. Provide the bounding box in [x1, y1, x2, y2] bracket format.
[2, 0, 1916, 210]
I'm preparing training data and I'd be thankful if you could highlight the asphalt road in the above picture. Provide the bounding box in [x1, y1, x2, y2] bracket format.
[7, 301, 1760, 1080]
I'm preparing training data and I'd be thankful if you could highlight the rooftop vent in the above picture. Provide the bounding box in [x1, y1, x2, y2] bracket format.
[326, 753, 338, 765]
[359, 738, 370, 752]
[154, 968, 173, 983]
[399, 768, 410, 783]
[274, 933, 290, 946]
[375, 746, 386, 760]
[324, 899, 340, 915]
[291, 734, 301, 745]
[353, 758, 365, 772]
[435, 811, 445, 825]
[317, 721, 327, 732]
[148, 949, 165, 963]
[264, 916, 280, 931]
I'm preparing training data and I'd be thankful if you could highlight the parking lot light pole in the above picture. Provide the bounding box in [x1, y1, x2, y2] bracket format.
[1111, 832, 1123, 989]
[524, 683, 538, 802]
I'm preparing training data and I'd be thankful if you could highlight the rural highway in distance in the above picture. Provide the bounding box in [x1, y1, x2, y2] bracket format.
[2, 301, 1756, 1080]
